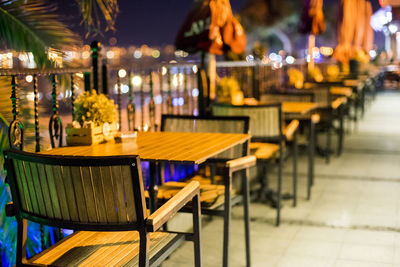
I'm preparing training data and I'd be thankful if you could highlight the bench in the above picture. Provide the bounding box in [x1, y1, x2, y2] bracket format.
[4, 150, 202, 266]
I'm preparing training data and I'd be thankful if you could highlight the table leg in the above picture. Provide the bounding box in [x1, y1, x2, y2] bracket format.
[307, 118, 315, 200]
[148, 161, 158, 213]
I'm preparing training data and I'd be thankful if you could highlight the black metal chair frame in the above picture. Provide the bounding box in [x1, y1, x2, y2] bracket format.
[261, 92, 316, 200]
[4, 150, 202, 267]
[212, 103, 299, 226]
[160, 114, 253, 267]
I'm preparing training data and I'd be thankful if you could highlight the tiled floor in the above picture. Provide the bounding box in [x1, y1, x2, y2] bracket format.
[163, 92, 400, 267]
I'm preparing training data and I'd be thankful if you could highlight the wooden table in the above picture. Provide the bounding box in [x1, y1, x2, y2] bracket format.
[281, 102, 319, 115]
[330, 87, 353, 97]
[43, 131, 251, 211]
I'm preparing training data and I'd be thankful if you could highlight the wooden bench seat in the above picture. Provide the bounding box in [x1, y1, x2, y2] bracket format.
[28, 231, 182, 266]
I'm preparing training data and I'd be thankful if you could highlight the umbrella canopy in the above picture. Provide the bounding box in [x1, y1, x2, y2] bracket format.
[175, 0, 246, 55]
[299, 0, 326, 35]
[334, 0, 373, 64]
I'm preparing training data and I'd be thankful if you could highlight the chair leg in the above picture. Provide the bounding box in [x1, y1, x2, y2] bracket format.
[257, 161, 268, 201]
[307, 119, 315, 200]
[210, 163, 216, 184]
[337, 107, 344, 156]
[16, 218, 27, 265]
[139, 229, 150, 267]
[223, 168, 232, 267]
[292, 133, 298, 207]
[242, 168, 251, 267]
[192, 194, 202, 267]
[325, 122, 331, 164]
[276, 145, 283, 227]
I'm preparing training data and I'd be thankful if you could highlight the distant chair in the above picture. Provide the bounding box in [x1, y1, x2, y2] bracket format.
[4, 150, 202, 267]
[161, 114, 255, 267]
[212, 103, 299, 226]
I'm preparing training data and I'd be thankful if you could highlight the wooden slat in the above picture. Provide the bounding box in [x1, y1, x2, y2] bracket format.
[20, 161, 39, 214]
[80, 167, 99, 222]
[77, 231, 132, 266]
[44, 165, 62, 219]
[36, 163, 54, 218]
[29, 230, 177, 266]
[111, 165, 129, 223]
[100, 166, 118, 223]
[69, 166, 88, 222]
[13, 160, 29, 212]
[28, 162, 47, 216]
[30, 231, 98, 264]
[52, 165, 70, 220]
[121, 165, 137, 222]
[90, 167, 108, 222]
[62, 166, 79, 221]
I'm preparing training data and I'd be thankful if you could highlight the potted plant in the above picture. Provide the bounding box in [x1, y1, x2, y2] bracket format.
[66, 90, 117, 145]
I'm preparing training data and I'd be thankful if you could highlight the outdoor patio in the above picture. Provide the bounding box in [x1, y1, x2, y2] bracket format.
[163, 91, 400, 267]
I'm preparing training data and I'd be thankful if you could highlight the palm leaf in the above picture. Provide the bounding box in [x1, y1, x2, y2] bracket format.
[76, 0, 119, 35]
[0, 0, 81, 67]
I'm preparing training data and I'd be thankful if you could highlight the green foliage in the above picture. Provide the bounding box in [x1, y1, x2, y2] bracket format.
[74, 90, 117, 126]
[0, 0, 81, 67]
[76, 0, 119, 35]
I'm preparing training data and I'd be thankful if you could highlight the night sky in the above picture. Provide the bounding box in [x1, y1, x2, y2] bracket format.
[57, 0, 382, 47]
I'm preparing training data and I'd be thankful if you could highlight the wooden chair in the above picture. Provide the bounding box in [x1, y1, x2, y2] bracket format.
[212, 103, 299, 226]
[4, 150, 202, 267]
[260, 92, 318, 199]
[304, 86, 345, 160]
[161, 115, 256, 267]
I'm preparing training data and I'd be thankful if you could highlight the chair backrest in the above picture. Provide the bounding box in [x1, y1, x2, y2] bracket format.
[260, 92, 314, 103]
[306, 87, 331, 108]
[4, 150, 147, 230]
[161, 115, 249, 159]
[212, 103, 282, 141]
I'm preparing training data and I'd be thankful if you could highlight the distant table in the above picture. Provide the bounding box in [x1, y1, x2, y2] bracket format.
[281, 102, 319, 115]
[330, 87, 353, 97]
[43, 131, 251, 211]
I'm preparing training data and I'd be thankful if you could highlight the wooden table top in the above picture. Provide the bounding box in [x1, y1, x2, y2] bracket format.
[42, 132, 251, 165]
[247, 99, 319, 115]
[281, 102, 319, 115]
[330, 87, 353, 97]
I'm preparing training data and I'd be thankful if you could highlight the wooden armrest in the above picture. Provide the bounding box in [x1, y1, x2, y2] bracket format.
[147, 181, 200, 232]
[331, 97, 347, 109]
[226, 155, 256, 172]
[283, 120, 299, 141]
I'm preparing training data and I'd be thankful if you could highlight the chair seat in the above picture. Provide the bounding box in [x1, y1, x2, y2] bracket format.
[249, 142, 280, 160]
[28, 230, 182, 266]
[158, 180, 228, 208]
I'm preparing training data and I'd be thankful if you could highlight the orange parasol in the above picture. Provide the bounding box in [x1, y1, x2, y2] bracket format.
[299, 0, 326, 73]
[299, 0, 326, 35]
[175, 0, 246, 55]
[334, 0, 374, 64]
